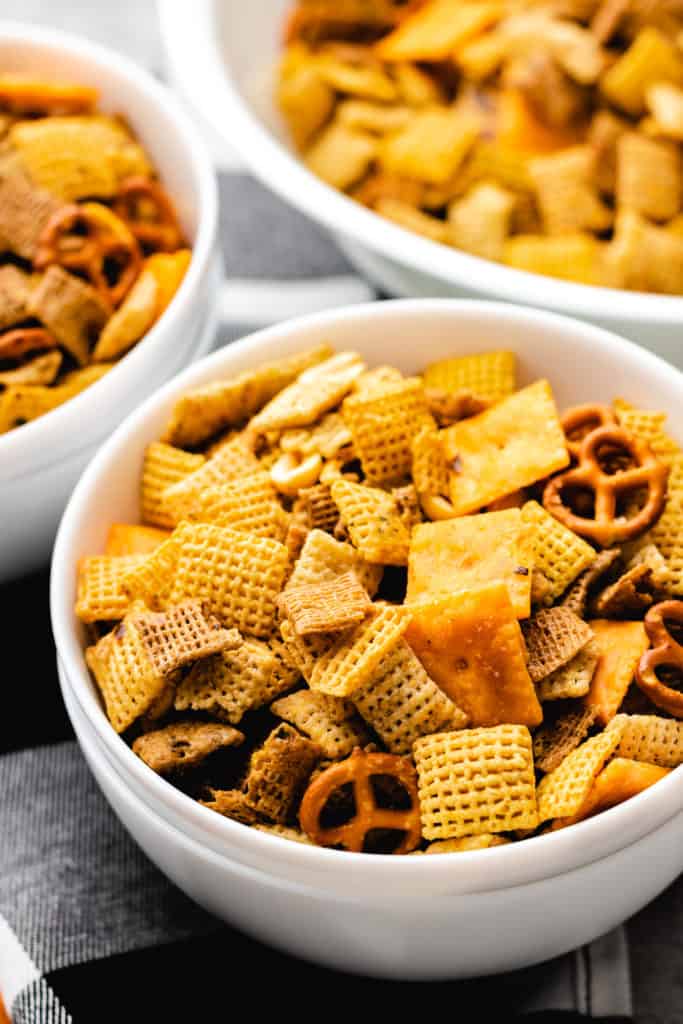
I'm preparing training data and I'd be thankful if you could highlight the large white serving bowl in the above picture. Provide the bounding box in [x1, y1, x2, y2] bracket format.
[52, 300, 683, 979]
[159, 0, 683, 368]
[0, 22, 220, 582]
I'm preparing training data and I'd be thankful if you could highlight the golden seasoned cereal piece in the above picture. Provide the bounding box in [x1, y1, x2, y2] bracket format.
[406, 510, 534, 619]
[305, 121, 377, 190]
[616, 133, 681, 222]
[271, 690, 369, 759]
[140, 442, 205, 529]
[278, 59, 335, 148]
[503, 50, 586, 129]
[414, 725, 538, 841]
[251, 352, 365, 434]
[161, 436, 261, 524]
[392, 482, 422, 532]
[132, 721, 244, 776]
[59, 363, 113, 394]
[353, 639, 468, 754]
[585, 620, 650, 725]
[309, 605, 411, 698]
[405, 583, 542, 728]
[536, 721, 626, 822]
[587, 108, 628, 195]
[374, 197, 450, 244]
[352, 365, 405, 397]
[391, 60, 444, 105]
[9, 115, 152, 200]
[200, 788, 264, 825]
[614, 403, 680, 463]
[522, 608, 593, 683]
[522, 500, 596, 603]
[424, 388, 488, 428]
[242, 723, 320, 823]
[285, 528, 383, 596]
[537, 643, 600, 702]
[592, 563, 659, 617]
[0, 265, 33, 330]
[0, 350, 62, 389]
[299, 482, 339, 533]
[553, 757, 670, 827]
[29, 266, 109, 366]
[261, 634, 303, 703]
[422, 350, 516, 402]
[280, 412, 353, 460]
[280, 619, 334, 685]
[91, 264, 158, 362]
[105, 524, 170, 558]
[645, 81, 683, 141]
[337, 99, 413, 135]
[180, 471, 288, 541]
[0, 382, 70, 432]
[425, 834, 511, 853]
[561, 548, 622, 617]
[378, 107, 479, 186]
[278, 571, 371, 635]
[498, 11, 607, 84]
[120, 531, 183, 609]
[442, 382, 569, 516]
[533, 707, 598, 774]
[126, 600, 238, 676]
[342, 375, 432, 486]
[606, 209, 683, 294]
[529, 146, 612, 236]
[601, 26, 683, 115]
[624, 543, 671, 592]
[504, 233, 605, 285]
[75, 553, 146, 623]
[175, 636, 276, 725]
[448, 182, 516, 262]
[331, 478, 411, 565]
[162, 345, 333, 448]
[411, 424, 452, 513]
[612, 713, 683, 768]
[0, 149, 60, 260]
[169, 522, 289, 637]
[648, 505, 683, 594]
[314, 51, 397, 101]
[376, 0, 504, 62]
[0, 74, 97, 115]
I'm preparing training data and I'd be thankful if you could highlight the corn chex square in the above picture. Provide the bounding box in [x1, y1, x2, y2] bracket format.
[278, 570, 371, 635]
[271, 690, 369, 759]
[261, 635, 303, 703]
[647, 505, 683, 595]
[75, 554, 146, 623]
[285, 528, 383, 596]
[175, 635, 276, 724]
[413, 725, 538, 841]
[614, 402, 680, 463]
[309, 605, 411, 698]
[521, 501, 596, 601]
[121, 531, 183, 609]
[612, 713, 683, 768]
[422, 350, 516, 402]
[342, 376, 433, 486]
[353, 639, 468, 754]
[180, 470, 288, 542]
[280, 619, 334, 684]
[411, 425, 451, 500]
[331, 477, 411, 565]
[140, 442, 205, 528]
[441, 382, 569, 515]
[161, 435, 261, 524]
[162, 345, 333, 447]
[536, 720, 626, 823]
[169, 522, 290, 637]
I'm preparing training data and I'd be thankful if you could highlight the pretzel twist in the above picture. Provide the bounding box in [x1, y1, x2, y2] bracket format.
[35, 203, 141, 308]
[543, 424, 669, 547]
[636, 600, 683, 718]
[0, 327, 57, 361]
[299, 747, 422, 853]
[113, 176, 184, 252]
[561, 404, 618, 461]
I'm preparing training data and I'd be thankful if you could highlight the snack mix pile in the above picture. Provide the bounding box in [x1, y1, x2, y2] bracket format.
[0, 74, 190, 433]
[279, 0, 683, 293]
[77, 346, 683, 854]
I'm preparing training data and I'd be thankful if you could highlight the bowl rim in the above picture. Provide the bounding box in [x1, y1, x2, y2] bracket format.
[158, 0, 683, 325]
[51, 297, 683, 887]
[0, 19, 219, 470]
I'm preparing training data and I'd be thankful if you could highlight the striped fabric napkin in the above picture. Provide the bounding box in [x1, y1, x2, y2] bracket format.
[0, 169, 632, 1022]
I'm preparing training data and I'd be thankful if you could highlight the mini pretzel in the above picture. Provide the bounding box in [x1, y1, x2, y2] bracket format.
[0, 327, 57, 361]
[636, 600, 683, 718]
[113, 176, 184, 252]
[35, 203, 141, 307]
[543, 424, 669, 547]
[299, 747, 422, 853]
[562, 404, 618, 461]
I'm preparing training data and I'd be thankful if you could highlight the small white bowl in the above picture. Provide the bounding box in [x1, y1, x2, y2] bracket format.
[158, 0, 683, 369]
[0, 22, 220, 582]
[52, 299, 683, 979]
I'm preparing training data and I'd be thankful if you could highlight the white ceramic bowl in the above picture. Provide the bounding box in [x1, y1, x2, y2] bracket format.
[52, 299, 683, 979]
[159, 0, 683, 368]
[0, 22, 220, 583]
